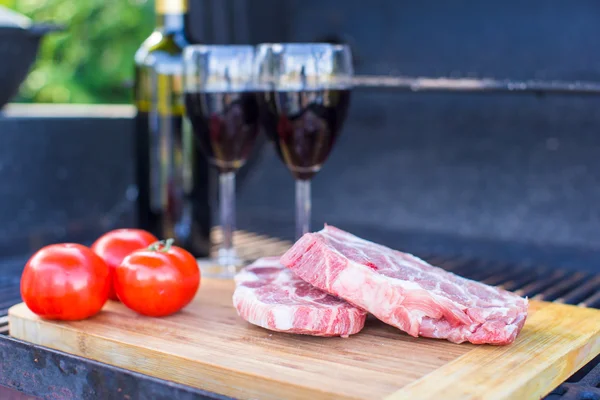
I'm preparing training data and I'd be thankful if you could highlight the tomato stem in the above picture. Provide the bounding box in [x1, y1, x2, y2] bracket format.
[148, 238, 175, 252]
[162, 238, 174, 252]
[148, 241, 161, 251]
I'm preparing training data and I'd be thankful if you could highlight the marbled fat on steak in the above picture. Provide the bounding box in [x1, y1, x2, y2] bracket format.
[232, 257, 367, 337]
[281, 225, 529, 345]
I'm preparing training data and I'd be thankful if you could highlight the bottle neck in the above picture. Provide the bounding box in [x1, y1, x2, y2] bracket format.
[156, 13, 184, 33]
[155, 0, 187, 33]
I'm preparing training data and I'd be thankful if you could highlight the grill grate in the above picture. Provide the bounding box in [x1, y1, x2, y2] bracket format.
[210, 229, 600, 400]
[0, 275, 20, 335]
[545, 355, 600, 400]
[0, 228, 599, 399]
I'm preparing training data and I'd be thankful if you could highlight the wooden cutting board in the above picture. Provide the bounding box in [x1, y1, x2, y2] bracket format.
[8, 279, 600, 400]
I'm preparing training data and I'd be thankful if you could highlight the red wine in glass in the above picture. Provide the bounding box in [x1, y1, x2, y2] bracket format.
[185, 91, 260, 173]
[183, 45, 258, 277]
[258, 89, 350, 180]
[255, 43, 353, 239]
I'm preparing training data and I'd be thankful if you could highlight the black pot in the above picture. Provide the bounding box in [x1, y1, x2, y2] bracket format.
[0, 7, 63, 109]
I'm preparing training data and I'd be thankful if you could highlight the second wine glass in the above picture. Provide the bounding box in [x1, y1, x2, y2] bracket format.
[254, 43, 353, 239]
[183, 45, 259, 277]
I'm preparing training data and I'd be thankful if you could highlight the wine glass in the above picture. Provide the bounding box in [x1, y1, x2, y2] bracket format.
[183, 45, 259, 277]
[254, 43, 353, 239]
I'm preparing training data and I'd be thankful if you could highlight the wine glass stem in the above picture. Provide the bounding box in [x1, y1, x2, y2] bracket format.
[295, 179, 311, 240]
[219, 171, 237, 264]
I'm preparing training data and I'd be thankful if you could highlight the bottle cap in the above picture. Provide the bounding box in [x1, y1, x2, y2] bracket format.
[156, 0, 187, 14]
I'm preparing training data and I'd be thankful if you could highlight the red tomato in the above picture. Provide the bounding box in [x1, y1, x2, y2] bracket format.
[114, 239, 200, 317]
[91, 229, 158, 300]
[21, 243, 110, 320]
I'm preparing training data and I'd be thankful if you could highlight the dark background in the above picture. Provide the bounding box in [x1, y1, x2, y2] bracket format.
[1, 0, 600, 273]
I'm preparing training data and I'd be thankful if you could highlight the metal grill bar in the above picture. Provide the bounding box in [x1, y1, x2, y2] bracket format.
[0, 277, 19, 335]
[580, 290, 600, 308]
[516, 269, 570, 298]
[465, 261, 506, 282]
[353, 75, 600, 96]
[423, 256, 452, 268]
[483, 267, 533, 287]
[533, 273, 590, 302]
[556, 275, 600, 305]
[0, 295, 20, 315]
[500, 268, 546, 292]
[445, 258, 482, 275]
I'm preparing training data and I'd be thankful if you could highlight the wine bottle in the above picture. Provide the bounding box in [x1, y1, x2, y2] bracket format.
[133, 0, 211, 257]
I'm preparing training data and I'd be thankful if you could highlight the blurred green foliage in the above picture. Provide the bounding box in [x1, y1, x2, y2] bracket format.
[1, 0, 154, 104]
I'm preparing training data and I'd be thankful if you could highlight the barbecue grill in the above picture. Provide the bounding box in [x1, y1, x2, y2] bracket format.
[2, 0, 600, 398]
[1, 229, 599, 399]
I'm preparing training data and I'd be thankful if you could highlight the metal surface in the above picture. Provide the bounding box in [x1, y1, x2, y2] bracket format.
[1, 228, 599, 399]
[0, 385, 37, 400]
[0, 28, 41, 109]
[0, 275, 20, 335]
[546, 355, 600, 400]
[0, 6, 62, 109]
[353, 75, 600, 96]
[0, 335, 230, 400]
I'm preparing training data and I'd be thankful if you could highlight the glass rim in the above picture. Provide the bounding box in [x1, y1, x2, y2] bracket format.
[255, 42, 350, 52]
[183, 44, 256, 56]
[184, 44, 256, 50]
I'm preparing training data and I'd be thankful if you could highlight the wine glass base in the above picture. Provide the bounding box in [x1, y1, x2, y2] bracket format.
[197, 257, 246, 279]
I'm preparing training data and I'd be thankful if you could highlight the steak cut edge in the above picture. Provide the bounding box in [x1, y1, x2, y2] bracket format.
[232, 257, 367, 337]
[280, 225, 529, 345]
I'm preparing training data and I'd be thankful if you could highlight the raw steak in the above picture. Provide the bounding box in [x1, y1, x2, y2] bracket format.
[232, 257, 367, 337]
[281, 225, 529, 345]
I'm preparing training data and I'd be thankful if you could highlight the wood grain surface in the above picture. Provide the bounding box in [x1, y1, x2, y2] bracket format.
[9, 279, 600, 400]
